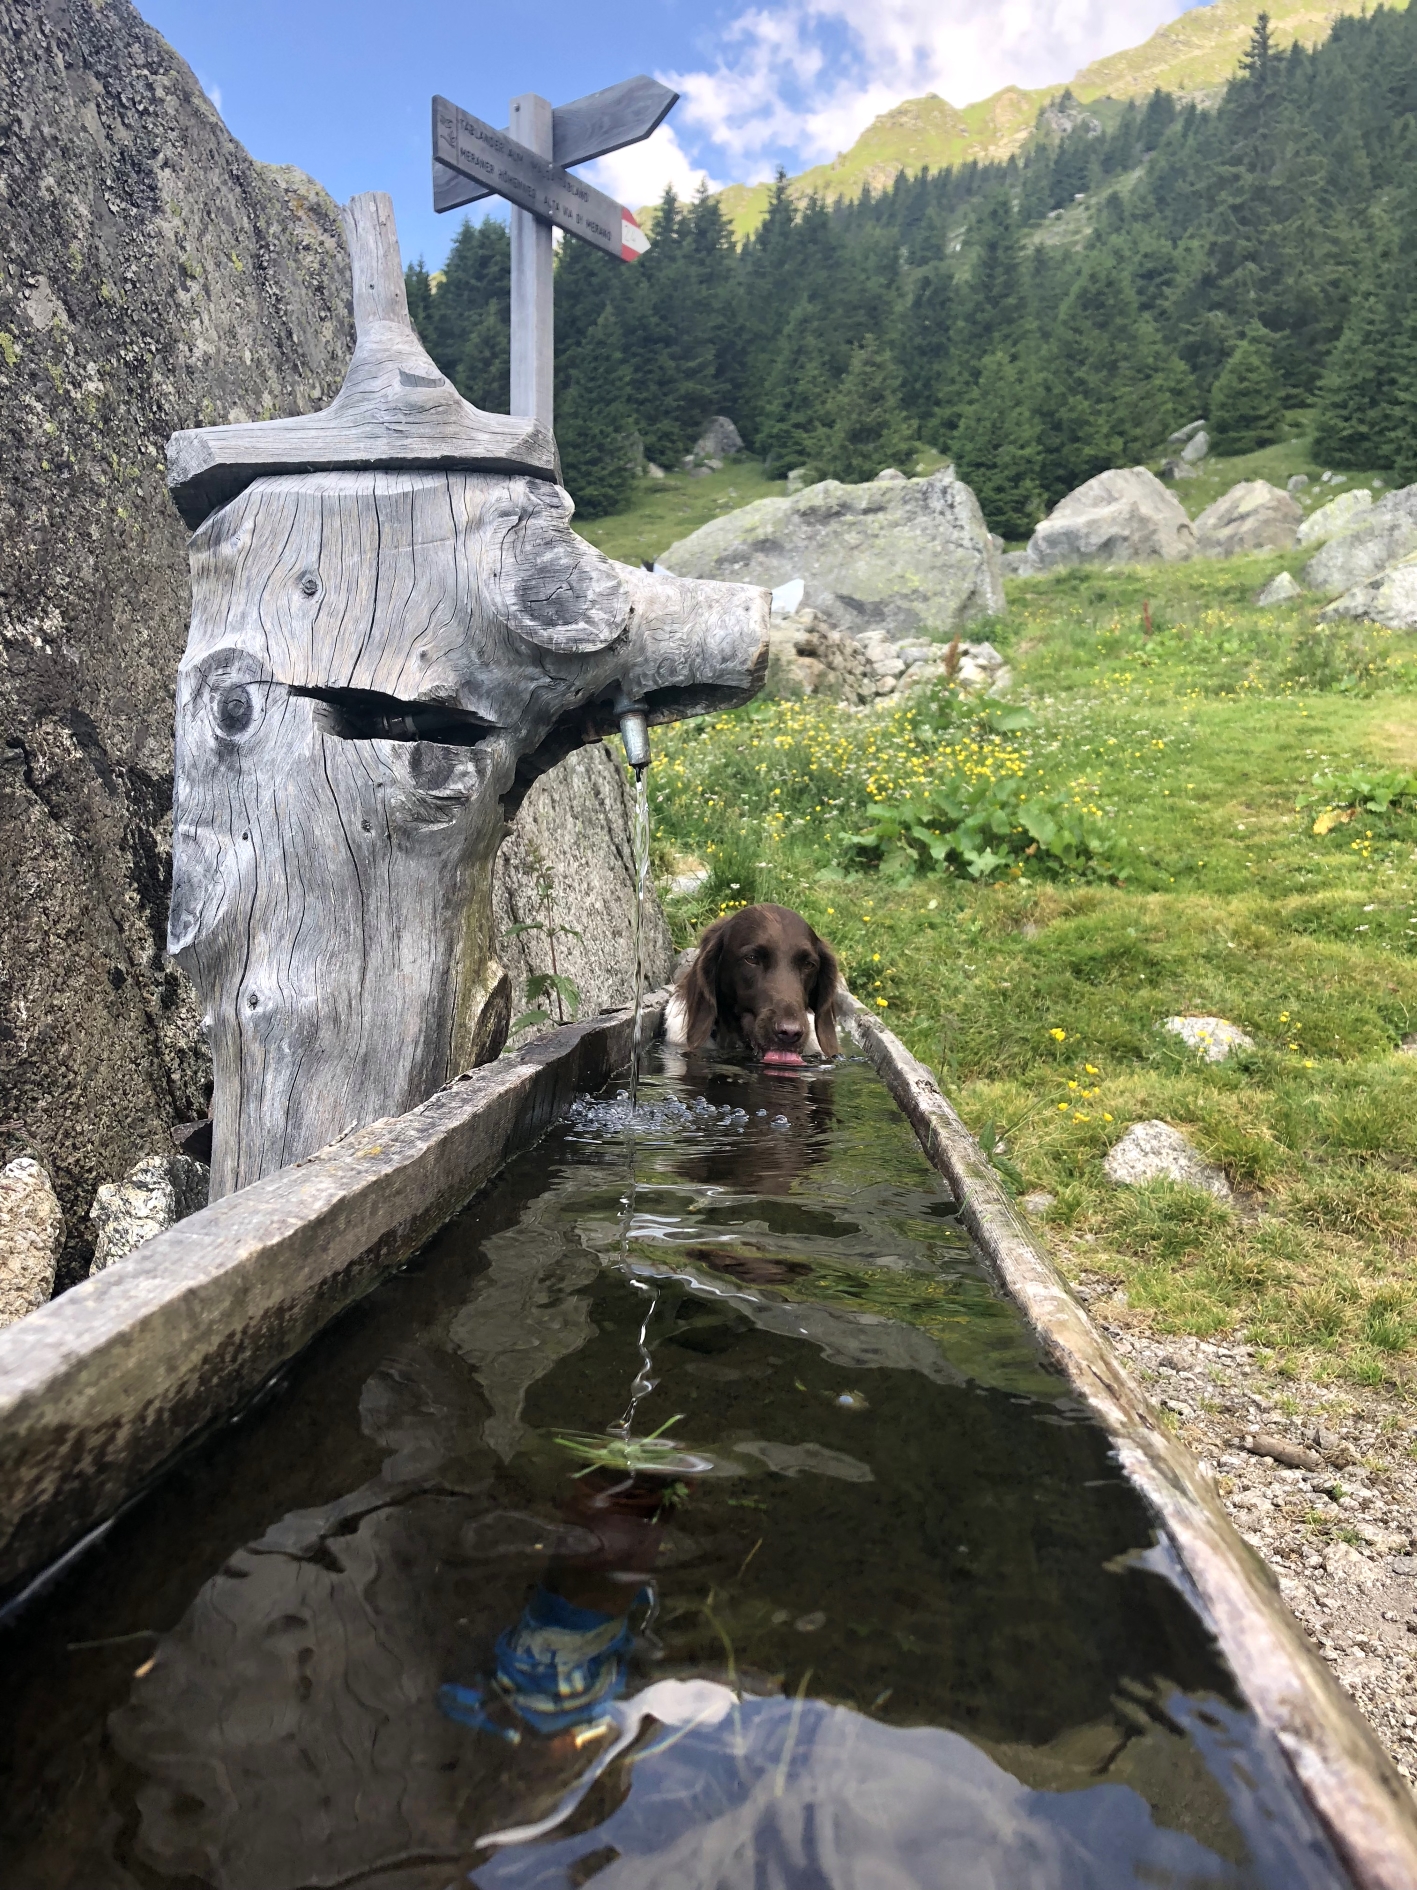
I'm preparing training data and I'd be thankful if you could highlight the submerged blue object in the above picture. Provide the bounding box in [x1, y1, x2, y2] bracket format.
[441, 1585, 647, 1741]
[493, 1585, 641, 1734]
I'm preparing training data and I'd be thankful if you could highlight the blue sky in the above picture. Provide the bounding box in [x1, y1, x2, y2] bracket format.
[136, 0, 1195, 271]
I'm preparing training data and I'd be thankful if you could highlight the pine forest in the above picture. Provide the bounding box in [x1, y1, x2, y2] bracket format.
[406, 7, 1417, 533]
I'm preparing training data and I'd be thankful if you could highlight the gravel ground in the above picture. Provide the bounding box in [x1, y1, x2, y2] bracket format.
[1072, 1274, 1417, 1783]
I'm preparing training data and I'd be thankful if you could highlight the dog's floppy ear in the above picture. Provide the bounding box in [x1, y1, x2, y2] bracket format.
[810, 930, 841, 1057]
[681, 917, 731, 1050]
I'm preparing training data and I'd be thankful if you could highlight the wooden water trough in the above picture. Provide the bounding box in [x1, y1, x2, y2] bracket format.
[2, 992, 1416, 1886]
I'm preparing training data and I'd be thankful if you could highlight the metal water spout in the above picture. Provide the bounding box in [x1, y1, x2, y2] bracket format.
[613, 688, 651, 775]
[165, 191, 766, 1200]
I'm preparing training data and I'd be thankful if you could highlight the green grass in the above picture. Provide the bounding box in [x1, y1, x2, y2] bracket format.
[575, 458, 787, 568]
[646, 550, 1417, 1384]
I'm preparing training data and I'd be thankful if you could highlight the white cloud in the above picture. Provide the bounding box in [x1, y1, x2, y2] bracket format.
[585, 123, 724, 212]
[665, 0, 1189, 178]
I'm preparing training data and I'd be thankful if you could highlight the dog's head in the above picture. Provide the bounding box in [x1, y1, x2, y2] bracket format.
[678, 903, 839, 1063]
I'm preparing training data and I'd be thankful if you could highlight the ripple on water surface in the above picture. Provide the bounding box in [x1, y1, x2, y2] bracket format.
[0, 1052, 1350, 1887]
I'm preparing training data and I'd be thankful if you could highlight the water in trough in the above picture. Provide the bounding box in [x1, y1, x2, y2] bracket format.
[1, 1051, 1350, 1887]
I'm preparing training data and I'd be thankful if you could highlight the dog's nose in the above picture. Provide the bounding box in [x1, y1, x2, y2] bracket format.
[774, 1020, 805, 1048]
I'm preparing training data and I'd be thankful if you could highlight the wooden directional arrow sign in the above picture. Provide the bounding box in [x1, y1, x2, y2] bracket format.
[433, 96, 650, 262]
[433, 75, 677, 217]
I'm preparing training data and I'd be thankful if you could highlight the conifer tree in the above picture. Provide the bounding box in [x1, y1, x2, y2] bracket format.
[898, 264, 953, 440]
[558, 307, 636, 518]
[1209, 327, 1285, 453]
[418, 218, 509, 379]
[756, 303, 833, 473]
[404, 261, 434, 338]
[951, 352, 1046, 541]
[1313, 230, 1396, 467]
[456, 304, 510, 413]
[818, 335, 915, 484]
[1039, 248, 1194, 494]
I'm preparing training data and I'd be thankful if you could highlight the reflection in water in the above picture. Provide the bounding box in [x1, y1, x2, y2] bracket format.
[0, 1054, 1351, 1889]
[441, 1463, 683, 1742]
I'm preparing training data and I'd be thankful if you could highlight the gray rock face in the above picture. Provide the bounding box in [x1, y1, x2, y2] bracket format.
[785, 467, 811, 494]
[1181, 428, 1210, 464]
[1194, 481, 1301, 557]
[690, 415, 743, 462]
[1303, 485, 1417, 596]
[1025, 469, 1198, 573]
[1103, 1120, 1231, 1201]
[1255, 570, 1305, 607]
[493, 744, 674, 1041]
[0, 0, 354, 1284]
[90, 1152, 209, 1272]
[1296, 488, 1373, 548]
[0, 1156, 65, 1327]
[1287, 474, 1310, 493]
[1318, 554, 1417, 631]
[661, 469, 1004, 641]
[1168, 420, 1206, 446]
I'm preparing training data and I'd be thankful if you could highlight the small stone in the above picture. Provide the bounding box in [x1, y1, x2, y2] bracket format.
[690, 416, 743, 462]
[1401, 1034, 1417, 1058]
[1021, 1190, 1055, 1215]
[874, 467, 906, 482]
[1255, 570, 1304, 607]
[1245, 1433, 1325, 1472]
[785, 467, 810, 495]
[89, 1152, 209, 1272]
[1167, 419, 1206, 446]
[1288, 473, 1310, 493]
[1181, 428, 1210, 463]
[1164, 1015, 1254, 1062]
[645, 461, 665, 479]
[0, 1156, 65, 1328]
[1103, 1120, 1232, 1201]
[1326, 1540, 1384, 1590]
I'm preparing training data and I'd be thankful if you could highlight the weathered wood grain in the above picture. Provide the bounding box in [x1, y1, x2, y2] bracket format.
[170, 467, 766, 1197]
[840, 993, 1417, 1890]
[166, 193, 557, 527]
[508, 92, 555, 429]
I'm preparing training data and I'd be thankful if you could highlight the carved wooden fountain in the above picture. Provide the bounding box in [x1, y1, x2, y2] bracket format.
[165, 193, 767, 1199]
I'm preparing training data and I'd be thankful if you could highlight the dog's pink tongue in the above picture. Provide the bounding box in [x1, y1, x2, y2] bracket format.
[762, 1049, 804, 1067]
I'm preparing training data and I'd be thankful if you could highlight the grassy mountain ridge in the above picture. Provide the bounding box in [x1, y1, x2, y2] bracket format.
[715, 0, 1408, 238]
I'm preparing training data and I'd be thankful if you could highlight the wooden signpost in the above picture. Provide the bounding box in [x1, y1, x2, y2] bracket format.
[432, 76, 678, 428]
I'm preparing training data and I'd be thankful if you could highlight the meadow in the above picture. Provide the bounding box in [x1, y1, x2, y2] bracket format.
[646, 549, 1417, 1387]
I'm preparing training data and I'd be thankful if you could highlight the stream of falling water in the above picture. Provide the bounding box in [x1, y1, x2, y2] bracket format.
[627, 764, 652, 1109]
[609, 762, 657, 1443]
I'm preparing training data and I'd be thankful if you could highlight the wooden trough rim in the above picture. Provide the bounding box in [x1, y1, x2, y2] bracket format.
[838, 991, 1417, 1890]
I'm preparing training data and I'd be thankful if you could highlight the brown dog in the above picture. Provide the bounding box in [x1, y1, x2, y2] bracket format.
[664, 904, 840, 1065]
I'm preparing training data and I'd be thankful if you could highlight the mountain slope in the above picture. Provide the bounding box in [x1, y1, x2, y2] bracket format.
[716, 0, 1407, 237]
